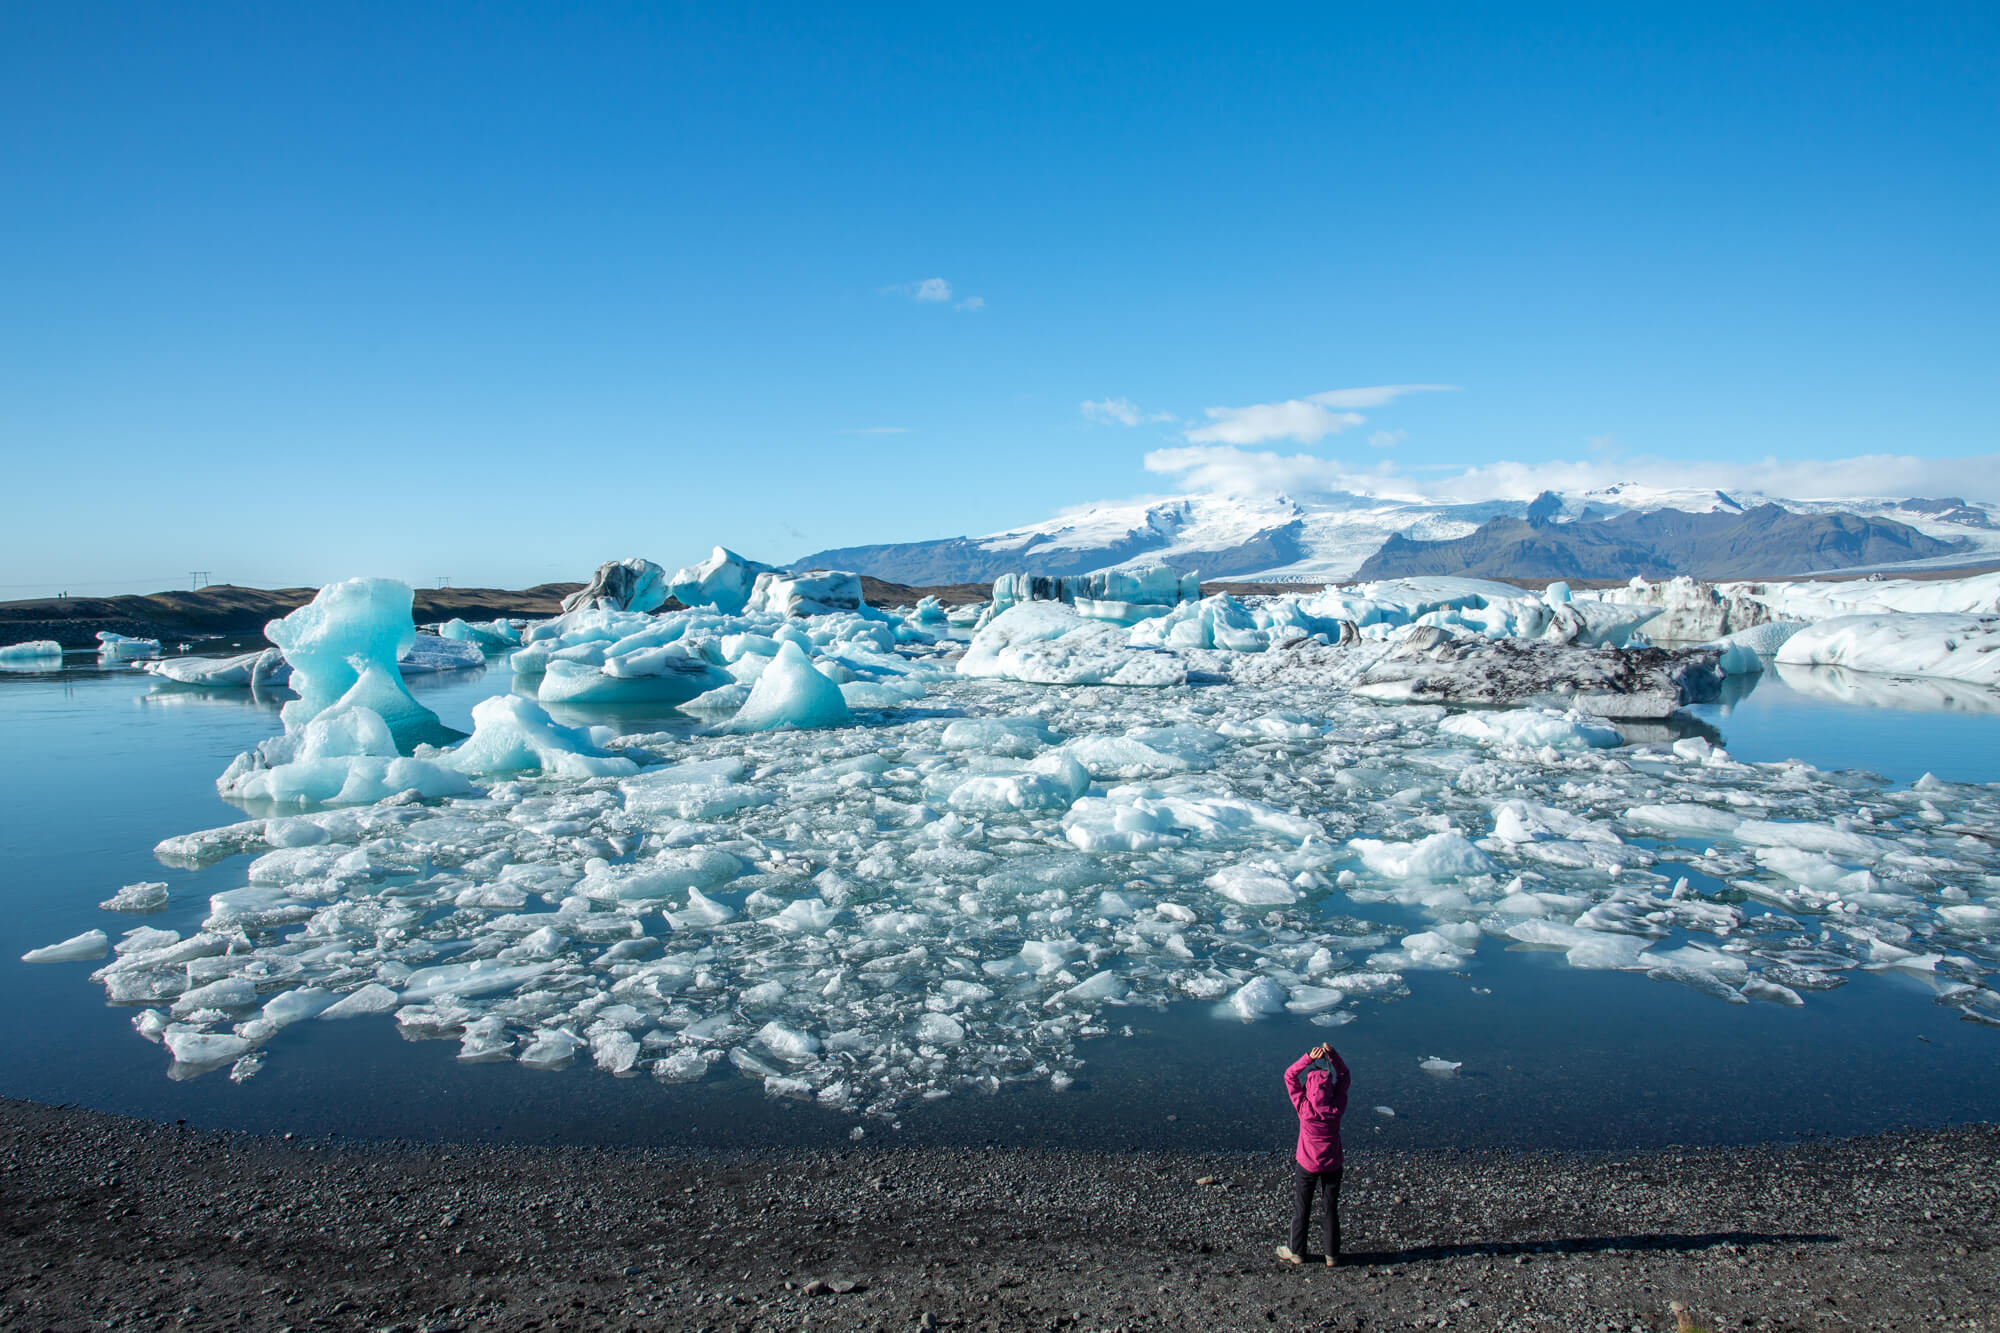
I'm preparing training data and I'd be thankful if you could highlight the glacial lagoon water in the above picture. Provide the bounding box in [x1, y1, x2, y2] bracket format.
[2, 652, 1996, 1154]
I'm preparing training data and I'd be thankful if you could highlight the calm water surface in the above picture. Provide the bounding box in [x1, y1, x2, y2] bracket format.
[2, 654, 1995, 1153]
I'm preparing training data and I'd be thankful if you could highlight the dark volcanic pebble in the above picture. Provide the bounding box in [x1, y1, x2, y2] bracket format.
[2, 1098, 1993, 1330]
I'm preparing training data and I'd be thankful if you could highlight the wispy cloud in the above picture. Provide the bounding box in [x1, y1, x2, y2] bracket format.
[1369, 430, 1406, 450]
[1185, 384, 1456, 446]
[1143, 444, 2000, 505]
[836, 426, 911, 435]
[882, 277, 985, 310]
[1081, 397, 1177, 427]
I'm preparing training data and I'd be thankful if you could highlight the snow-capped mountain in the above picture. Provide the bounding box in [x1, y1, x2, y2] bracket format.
[791, 487, 2000, 585]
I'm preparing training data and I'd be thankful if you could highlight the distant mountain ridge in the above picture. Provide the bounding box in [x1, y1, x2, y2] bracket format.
[1353, 499, 1966, 581]
[791, 484, 2000, 585]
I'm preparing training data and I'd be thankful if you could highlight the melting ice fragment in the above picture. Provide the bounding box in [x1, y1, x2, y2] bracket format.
[21, 930, 109, 963]
[1419, 1056, 1462, 1076]
[99, 881, 169, 913]
[724, 640, 852, 732]
[264, 578, 445, 744]
[443, 695, 638, 779]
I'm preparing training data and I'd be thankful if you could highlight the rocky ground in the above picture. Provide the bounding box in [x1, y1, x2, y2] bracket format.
[2, 1100, 1992, 1331]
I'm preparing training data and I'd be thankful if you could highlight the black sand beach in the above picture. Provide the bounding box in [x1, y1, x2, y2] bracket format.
[5, 1099, 1992, 1331]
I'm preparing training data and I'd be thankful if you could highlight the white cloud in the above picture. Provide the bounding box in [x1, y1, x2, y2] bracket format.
[914, 277, 952, 302]
[1369, 430, 1406, 450]
[956, 295, 986, 312]
[836, 426, 910, 435]
[1081, 397, 1178, 427]
[881, 278, 984, 309]
[1184, 384, 1455, 446]
[1142, 444, 2000, 506]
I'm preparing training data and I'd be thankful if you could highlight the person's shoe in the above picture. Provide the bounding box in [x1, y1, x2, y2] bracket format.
[1274, 1246, 1303, 1266]
[1325, 1253, 1341, 1267]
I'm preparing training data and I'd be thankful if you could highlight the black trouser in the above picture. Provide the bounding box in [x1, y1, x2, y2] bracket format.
[1290, 1164, 1342, 1258]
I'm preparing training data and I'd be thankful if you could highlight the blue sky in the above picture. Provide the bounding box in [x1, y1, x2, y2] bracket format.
[3, 3, 1995, 595]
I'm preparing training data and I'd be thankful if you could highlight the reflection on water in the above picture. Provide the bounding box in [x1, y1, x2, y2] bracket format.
[1770, 660, 2000, 714]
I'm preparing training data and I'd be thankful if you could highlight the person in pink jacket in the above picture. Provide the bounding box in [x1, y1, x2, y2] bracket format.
[1276, 1041, 1350, 1266]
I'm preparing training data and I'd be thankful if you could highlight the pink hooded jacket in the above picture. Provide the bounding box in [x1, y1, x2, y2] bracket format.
[1286, 1048, 1351, 1172]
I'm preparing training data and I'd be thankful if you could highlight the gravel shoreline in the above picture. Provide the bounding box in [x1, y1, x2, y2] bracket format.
[3, 1100, 1993, 1331]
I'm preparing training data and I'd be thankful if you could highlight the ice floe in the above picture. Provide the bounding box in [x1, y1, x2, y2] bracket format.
[33, 557, 2000, 1101]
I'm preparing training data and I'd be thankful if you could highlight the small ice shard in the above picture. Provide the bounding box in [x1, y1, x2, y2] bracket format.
[1419, 1056, 1462, 1076]
[397, 634, 484, 674]
[1438, 708, 1621, 751]
[1373, 1105, 1396, 1117]
[1742, 979, 1805, 1007]
[1205, 864, 1298, 906]
[664, 887, 738, 930]
[724, 640, 852, 732]
[518, 1028, 586, 1069]
[914, 1013, 966, 1045]
[757, 1022, 823, 1058]
[163, 1028, 252, 1067]
[317, 982, 401, 1019]
[22, 930, 108, 963]
[95, 632, 162, 661]
[99, 881, 170, 913]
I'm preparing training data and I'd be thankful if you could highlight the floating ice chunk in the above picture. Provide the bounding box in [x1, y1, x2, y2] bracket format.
[439, 617, 521, 647]
[1419, 1056, 1462, 1076]
[1504, 919, 1652, 970]
[664, 887, 738, 930]
[764, 897, 839, 933]
[1285, 985, 1346, 1014]
[1059, 726, 1226, 777]
[723, 641, 852, 732]
[444, 695, 638, 779]
[1063, 970, 1129, 1004]
[143, 647, 289, 687]
[99, 881, 169, 913]
[399, 634, 484, 674]
[95, 632, 162, 661]
[562, 557, 669, 614]
[1206, 864, 1298, 906]
[0, 639, 61, 660]
[756, 1021, 822, 1059]
[172, 977, 258, 1016]
[1349, 832, 1496, 880]
[259, 987, 334, 1028]
[746, 569, 865, 617]
[622, 757, 774, 820]
[318, 983, 401, 1019]
[217, 704, 474, 807]
[959, 603, 1186, 687]
[591, 1029, 641, 1074]
[1227, 976, 1290, 1020]
[915, 1012, 967, 1045]
[1646, 964, 1749, 1002]
[942, 717, 1059, 756]
[265, 578, 442, 741]
[1439, 708, 1621, 751]
[666, 546, 775, 613]
[1776, 613, 2000, 687]
[518, 1028, 586, 1069]
[1742, 979, 1805, 1006]
[1374, 1105, 1396, 1117]
[1622, 804, 1745, 839]
[1703, 621, 1804, 675]
[163, 1028, 252, 1067]
[946, 765, 1081, 815]
[21, 930, 108, 963]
